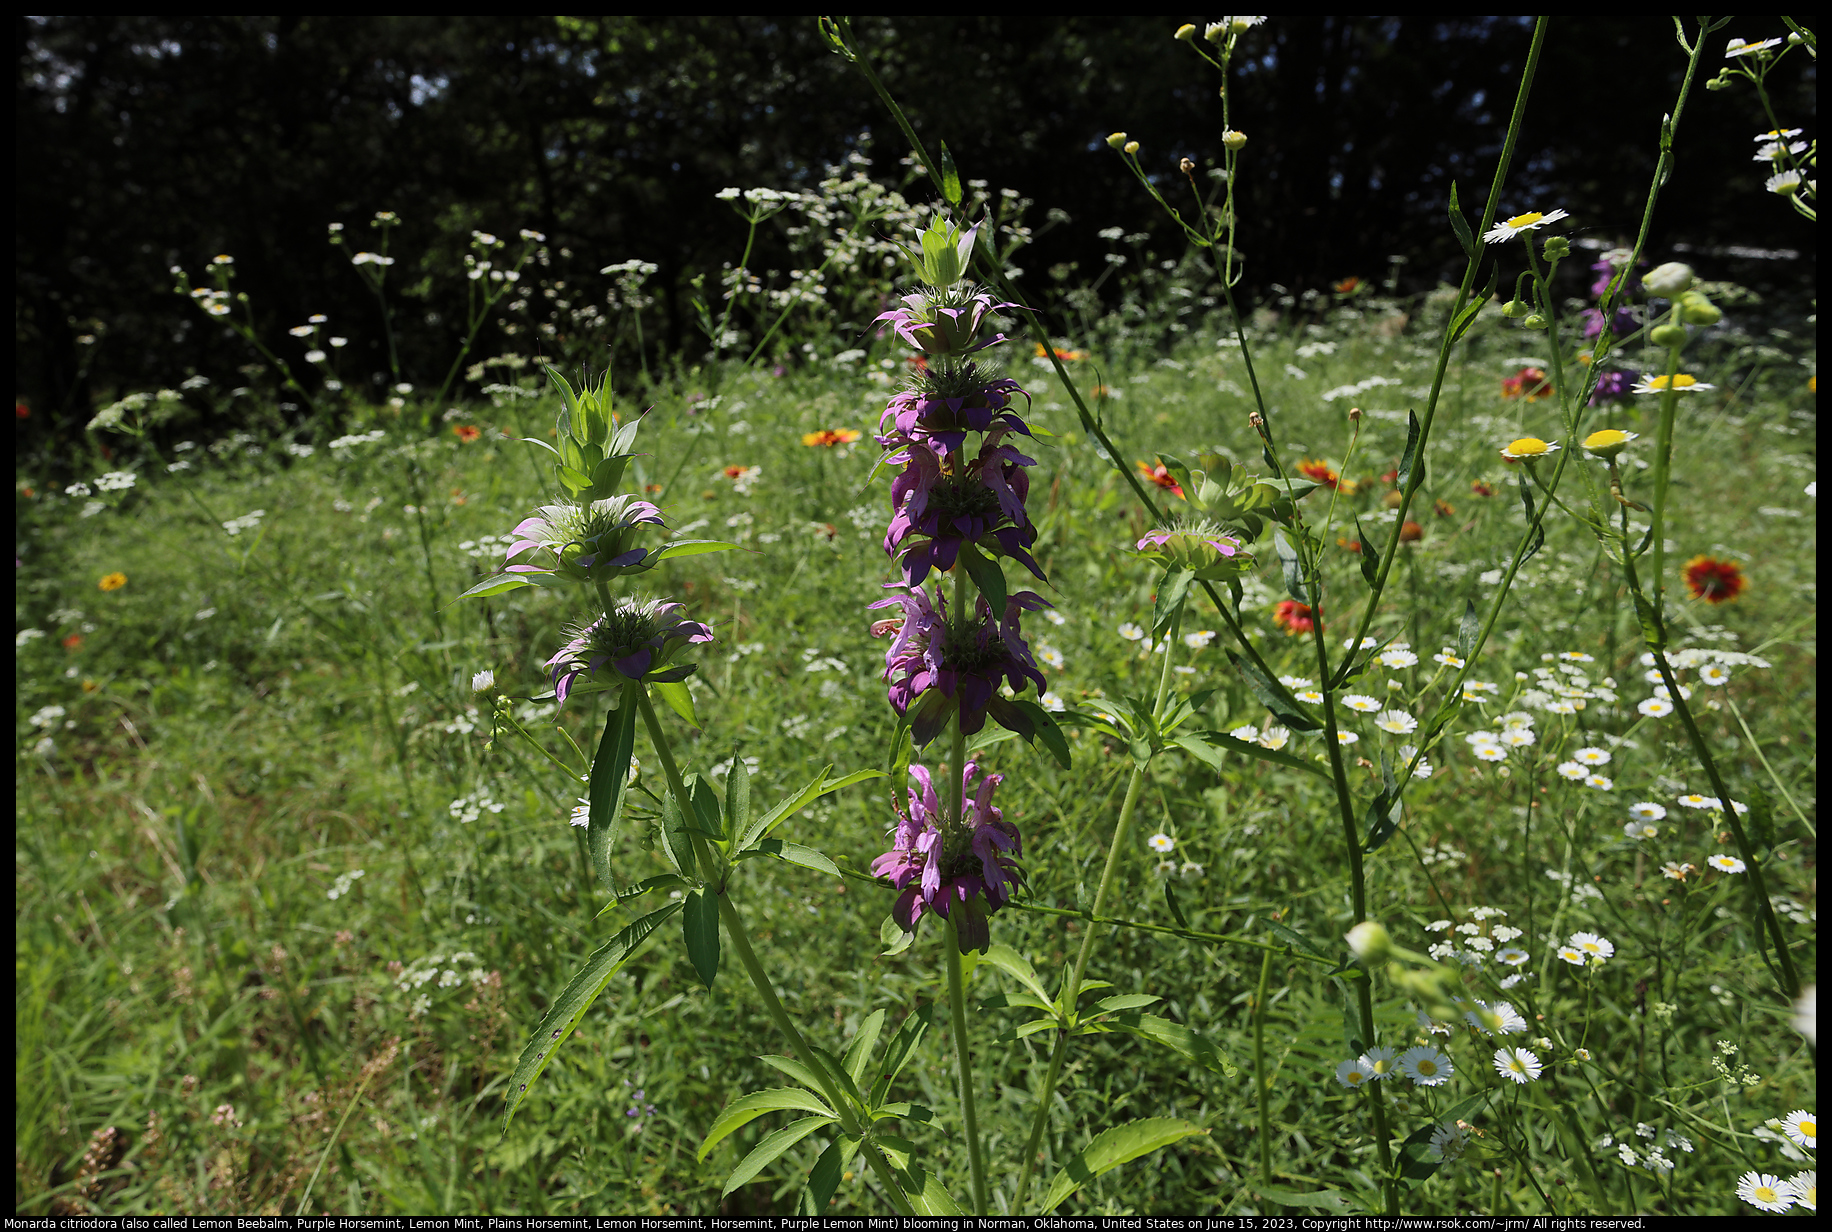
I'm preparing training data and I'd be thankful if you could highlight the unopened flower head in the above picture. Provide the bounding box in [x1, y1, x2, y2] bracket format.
[501, 495, 667, 586]
[1500, 436, 1560, 461]
[1135, 521, 1251, 581]
[1583, 428, 1638, 458]
[545, 599, 715, 700]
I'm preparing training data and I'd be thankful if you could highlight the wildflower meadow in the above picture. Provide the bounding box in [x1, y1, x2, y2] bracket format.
[14, 15, 1817, 1220]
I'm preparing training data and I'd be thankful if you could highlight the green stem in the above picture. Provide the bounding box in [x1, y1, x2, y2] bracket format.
[717, 893, 917, 1216]
[1253, 945, 1275, 1188]
[944, 916, 990, 1215]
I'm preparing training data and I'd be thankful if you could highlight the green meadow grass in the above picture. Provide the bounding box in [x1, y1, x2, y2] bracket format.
[15, 309, 1816, 1215]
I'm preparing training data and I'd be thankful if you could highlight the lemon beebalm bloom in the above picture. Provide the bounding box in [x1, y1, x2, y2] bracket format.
[1583, 429, 1638, 457]
[1500, 436, 1560, 460]
[1483, 209, 1569, 244]
[1632, 373, 1715, 395]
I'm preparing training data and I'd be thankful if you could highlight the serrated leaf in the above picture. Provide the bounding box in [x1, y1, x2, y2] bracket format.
[721, 1115, 836, 1197]
[871, 1104, 932, 1124]
[798, 1133, 859, 1216]
[748, 837, 842, 879]
[1091, 993, 1161, 1014]
[980, 944, 1050, 1002]
[697, 1088, 836, 1162]
[901, 1164, 965, 1215]
[1153, 567, 1195, 637]
[1040, 1117, 1210, 1212]
[1228, 651, 1323, 733]
[501, 902, 680, 1132]
[599, 872, 685, 917]
[651, 680, 698, 729]
[980, 990, 1056, 1014]
[588, 684, 641, 894]
[1262, 918, 1330, 960]
[740, 767, 886, 851]
[808, 1043, 865, 1111]
[1396, 410, 1424, 491]
[936, 139, 963, 207]
[759, 1054, 833, 1096]
[868, 1003, 934, 1107]
[1456, 598, 1480, 661]
[723, 748, 751, 843]
[1175, 731, 1329, 780]
[1095, 1012, 1237, 1078]
[1273, 527, 1311, 604]
[1013, 1018, 1060, 1039]
[840, 1009, 886, 1090]
[1447, 181, 1475, 258]
[683, 888, 721, 988]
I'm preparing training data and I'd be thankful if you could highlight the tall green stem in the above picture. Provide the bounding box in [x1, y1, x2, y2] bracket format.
[944, 917, 989, 1214]
[1253, 945, 1275, 1187]
[1012, 605, 1182, 1211]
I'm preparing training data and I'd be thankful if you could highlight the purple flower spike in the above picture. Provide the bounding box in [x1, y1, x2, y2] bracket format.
[545, 598, 715, 701]
[884, 439, 1042, 587]
[1588, 369, 1634, 406]
[874, 761, 1023, 954]
[870, 584, 1049, 746]
[1581, 307, 1639, 340]
[880, 374, 1032, 459]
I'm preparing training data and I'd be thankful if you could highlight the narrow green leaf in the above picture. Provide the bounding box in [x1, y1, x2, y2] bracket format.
[979, 944, 1050, 1002]
[741, 768, 886, 850]
[1517, 471, 1546, 565]
[841, 1009, 886, 1091]
[455, 573, 535, 601]
[750, 837, 841, 879]
[598, 872, 685, 917]
[1273, 527, 1310, 604]
[868, 1003, 934, 1107]
[880, 913, 915, 958]
[682, 888, 721, 988]
[1091, 993, 1161, 1014]
[758, 1054, 833, 1095]
[688, 776, 723, 850]
[697, 1088, 836, 1162]
[1256, 1186, 1352, 1212]
[1456, 598, 1480, 661]
[1447, 181, 1475, 258]
[1040, 1118, 1210, 1212]
[1177, 732, 1329, 780]
[871, 1104, 932, 1124]
[501, 902, 680, 1132]
[1263, 918, 1330, 960]
[1396, 410, 1424, 491]
[1226, 652, 1323, 733]
[936, 139, 963, 207]
[901, 1164, 965, 1216]
[799, 1133, 859, 1215]
[1352, 516, 1380, 589]
[811, 1044, 866, 1110]
[721, 1115, 836, 1197]
[958, 540, 1007, 618]
[588, 685, 641, 895]
[1153, 567, 1195, 637]
[658, 791, 695, 879]
[651, 680, 699, 729]
[1164, 882, 1190, 931]
[1095, 1012, 1237, 1078]
[1337, 975, 1369, 1055]
[650, 538, 742, 562]
[979, 990, 1056, 1014]
[723, 747, 752, 843]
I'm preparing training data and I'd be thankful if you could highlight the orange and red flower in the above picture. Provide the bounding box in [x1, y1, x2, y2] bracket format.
[802, 428, 863, 448]
[1333, 276, 1362, 294]
[1034, 343, 1089, 361]
[1399, 521, 1424, 543]
[1273, 600, 1317, 635]
[1501, 367, 1553, 400]
[1297, 458, 1340, 490]
[1470, 480, 1496, 497]
[1682, 555, 1746, 604]
[453, 424, 481, 443]
[1136, 461, 1184, 498]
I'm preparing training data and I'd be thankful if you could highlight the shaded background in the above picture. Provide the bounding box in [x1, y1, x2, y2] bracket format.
[15, 15, 1816, 431]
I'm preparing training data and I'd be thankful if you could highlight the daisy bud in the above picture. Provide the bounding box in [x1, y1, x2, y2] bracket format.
[1175, 23, 1198, 41]
[1222, 130, 1248, 151]
[1520, 312, 1549, 330]
[1124, 140, 1141, 155]
[1179, 157, 1197, 175]
[471, 669, 496, 693]
[1650, 322, 1690, 350]
[1678, 293, 1721, 325]
[1541, 235, 1571, 260]
[1204, 22, 1227, 41]
[1500, 299, 1530, 319]
[1346, 920, 1393, 962]
[1347, 406, 1363, 422]
[1106, 132, 1129, 150]
[1642, 262, 1695, 297]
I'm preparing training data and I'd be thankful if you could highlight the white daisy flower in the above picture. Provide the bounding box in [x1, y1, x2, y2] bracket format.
[1375, 709, 1418, 734]
[1629, 802, 1667, 821]
[1556, 762, 1588, 781]
[1336, 731, 1361, 745]
[1278, 674, 1315, 689]
[1573, 746, 1610, 766]
[1493, 1046, 1544, 1083]
[1334, 1058, 1374, 1089]
[1258, 727, 1291, 751]
[1379, 649, 1419, 669]
[1624, 821, 1659, 840]
[1483, 209, 1570, 244]
[1781, 1111, 1816, 1151]
[1708, 854, 1747, 874]
[1473, 744, 1507, 763]
[1148, 832, 1176, 854]
[1738, 1171, 1797, 1213]
[1399, 1046, 1453, 1087]
[1118, 622, 1145, 642]
[1585, 774, 1614, 791]
[1342, 694, 1381, 713]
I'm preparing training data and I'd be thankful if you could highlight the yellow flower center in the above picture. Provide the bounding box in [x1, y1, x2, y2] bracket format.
[1507, 437, 1550, 456]
[1417, 1059, 1438, 1076]
[1583, 429, 1630, 450]
[1801, 1119, 1817, 1140]
[1503, 212, 1544, 229]
[1754, 1186, 1780, 1203]
[1647, 374, 1699, 391]
[1346, 1071, 1363, 1085]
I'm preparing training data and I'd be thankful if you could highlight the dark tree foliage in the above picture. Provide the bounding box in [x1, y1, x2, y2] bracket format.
[15, 15, 1814, 434]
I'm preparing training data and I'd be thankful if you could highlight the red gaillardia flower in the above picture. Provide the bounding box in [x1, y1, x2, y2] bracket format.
[1136, 461, 1185, 498]
[1501, 367, 1553, 400]
[1682, 555, 1746, 604]
[453, 424, 481, 443]
[1297, 458, 1340, 490]
[1273, 600, 1317, 635]
[802, 428, 862, 448]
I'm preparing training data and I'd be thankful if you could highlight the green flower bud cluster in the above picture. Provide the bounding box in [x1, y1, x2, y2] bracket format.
[905, 214, 979, 291]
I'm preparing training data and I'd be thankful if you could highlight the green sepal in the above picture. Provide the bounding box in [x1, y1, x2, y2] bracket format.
[682, 887, 721, 988]
[936, 138, 963, 208]
[501, 901, 680, 1133]
[1153, 567, 1195, 637]
[880, 913, 916, 957]
[455, 572, 538, 601]
[650, 680, 698, 728]
[650, 538, 742, 563]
